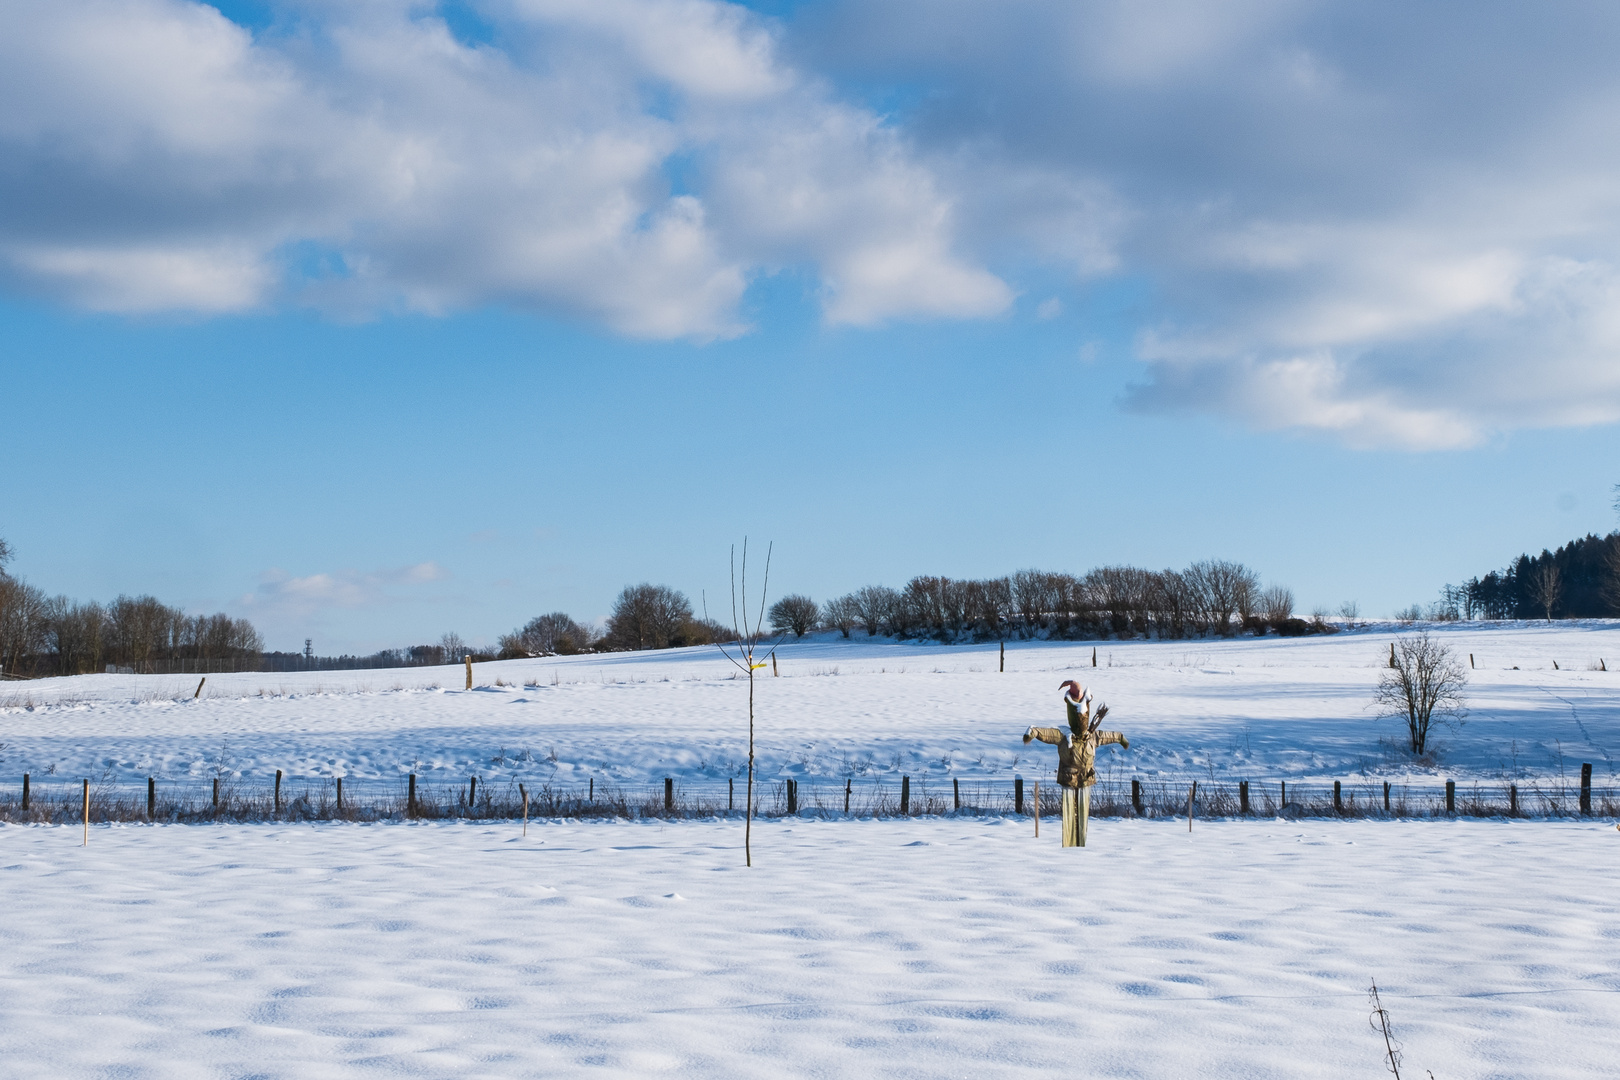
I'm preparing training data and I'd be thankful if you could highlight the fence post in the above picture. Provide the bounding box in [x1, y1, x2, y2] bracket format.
[1580, 763, 1592, 815]
[1509, 783, 1518, 816]
[1132, 778, 1143, 816]
[845, 778, 852, 813]
[1187, 781, 1196, 832]
[999, 641, 1005, 672]
[1239, 780, 1249, 815]
[786, 779, 797, 815]
[275, 769, 282, 813]
[1445, 779, 1455, 815]
[469, 776, 477, 813]
[1015, 777, 1024, 815]
[83, 778, 89, 846]
[729, 777, 734, 811]
[953, 777, 960, 810]
[408, 774, 416, 818]
[1383, 781, 1391, 814]
[21, 773, 28, 812]
[520, 783, 528, 836]
[589, 777, 594, 802]
[665, 777, 674, 812]
[335, 777, 341, 812]
[148, 777, 155, 820]
[465, 655, 472, 690]
[1033, 781, 1039, 837]
[1333, 780, 1342, 814]
[1092, 646, 1097, 667]
[901, 776, 910, 816]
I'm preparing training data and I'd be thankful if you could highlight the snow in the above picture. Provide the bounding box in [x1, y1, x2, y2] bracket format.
[2, 621, 1617, 796]
[2, 816, 1617, 1077]
[3, 623, 1620, 1075]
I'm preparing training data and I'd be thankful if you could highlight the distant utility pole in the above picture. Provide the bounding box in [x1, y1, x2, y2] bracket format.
[304, 639, 314, 670]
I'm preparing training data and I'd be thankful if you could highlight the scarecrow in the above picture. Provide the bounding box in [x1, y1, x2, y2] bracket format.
[1023, 680, 1129, 847]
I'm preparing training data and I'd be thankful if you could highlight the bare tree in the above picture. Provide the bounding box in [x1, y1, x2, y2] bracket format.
[605, 584, 693, 650]
[768, 594, 819, 639]
[440, 632, 468, 662]
[849, 585, 897, 637]
[1526, 561, 1562, 622]
[707, 540, 782, 868]
[1184, 559, 1260, 635]
[0, 575, 47, 676]
[504, 612, 593, 656]
[1258, 585, 1294, 625]
[0, 535, 12, 578]
[1374, 632, 1468, 755]
[821, 595, 858, 638]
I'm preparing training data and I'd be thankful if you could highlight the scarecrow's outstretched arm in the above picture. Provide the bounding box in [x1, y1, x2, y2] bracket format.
[1096, 730, 1130, 750]
[1024, 726, 1065, 746]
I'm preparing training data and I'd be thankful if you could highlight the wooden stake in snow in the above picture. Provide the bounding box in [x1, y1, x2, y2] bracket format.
[335, 777, 341, 812]
[1470, 653, 1475, 669]
[999, 641, 1005, 672]
[772, 653, 778, 678]
[21, 773, 28, 812]
[1033, 781, 1039, 837]
[82, 778, 89, 846]
[465, 655, 472, 690]
[844, 778, 851, 813]
[1092, 646, 1097, 667]
[520, 783, 528, 836]
[194, 677, 206, 699]
[1390, 642, 1397, 668]
[1187, 782, 1196, 832]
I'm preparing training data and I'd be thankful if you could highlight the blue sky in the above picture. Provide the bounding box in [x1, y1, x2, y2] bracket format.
[4, 1, 1620, 651]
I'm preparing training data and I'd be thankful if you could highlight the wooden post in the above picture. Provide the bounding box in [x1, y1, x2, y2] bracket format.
[1580, 763, 1592, 815]
[901, 775, 910, 816]
[1132, 778, 1143, 816]
[408, 773, 416, 818]
[1239, 780, 1249, 815]
[465, 655, 472, 690]
[275, 769, 282, 813]
[1033, 780, 1039, 837]
[1188, 781, 1196, 831]
[728, 777, 734, 811]
[1469, 653, 1475, 669]
[1280, 780, 1287, 808]
[844, 778, 851, 813]
[21, 773, 28, 812]
[1554, 660, 1559, 670]
[1389, 642, 1397, 668]
[665, 777, 674, 812]
[83, 778, 89, 846]
[469, 775, 477, 812]
[1333, 780, 1342, 814]
[1015, 777, 1024, 815]
[194, 676, 206, 698]
[772, 653, 779, 677]
[589, 777, 594, 802]
[1383, 781, 1391, 813]
[520, 783, 528, 836]
[148, 777, 155, 821]
[1092, 646, 1097, 667]
[953, 777, 960, 810]
[1445, 779, 1455, 814]
[335, 777, 341, 812]
[1509, 783, 1518, 816]
[999, 641, 1005, 672]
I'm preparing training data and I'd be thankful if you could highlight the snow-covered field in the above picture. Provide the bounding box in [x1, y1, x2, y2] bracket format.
[4, 624, 1620, 1076]
[1, 621, 1617, 793]
[2, 817, 1617, 1077]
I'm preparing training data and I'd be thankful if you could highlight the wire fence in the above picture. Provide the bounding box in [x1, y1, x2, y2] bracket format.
[1, 770, 1615, 825]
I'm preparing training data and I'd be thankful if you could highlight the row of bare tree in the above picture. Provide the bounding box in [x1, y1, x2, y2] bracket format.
[0, 542, 263, 677]
[807, 561, 1299, 642]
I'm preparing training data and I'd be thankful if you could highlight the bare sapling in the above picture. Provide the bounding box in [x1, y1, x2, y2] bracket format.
[706, 539, 786, 868]
[1374, 632, 1468, 756]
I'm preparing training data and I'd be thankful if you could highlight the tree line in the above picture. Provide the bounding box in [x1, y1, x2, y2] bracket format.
[0, 541, 263, 677]
[497, 560, 1327, 657]
[1440, 531, 1620, 622]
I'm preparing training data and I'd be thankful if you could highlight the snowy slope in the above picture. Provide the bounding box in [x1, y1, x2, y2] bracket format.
[0, 817, 1615, 1078]
[2, 622, 1618, 793]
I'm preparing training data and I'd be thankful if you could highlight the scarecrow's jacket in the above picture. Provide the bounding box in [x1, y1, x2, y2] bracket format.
[1024, 700, 1128, 788]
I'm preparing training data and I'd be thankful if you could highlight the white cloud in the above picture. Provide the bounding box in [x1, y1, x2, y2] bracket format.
[242, 562, 450, 618]
[802, 0, 1620, 447]
[0, 0, 1006, 334]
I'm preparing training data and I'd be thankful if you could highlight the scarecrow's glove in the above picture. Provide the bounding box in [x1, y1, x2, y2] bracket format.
[1120, 737, 1130, 750]
[1023, 726, 1036, 744]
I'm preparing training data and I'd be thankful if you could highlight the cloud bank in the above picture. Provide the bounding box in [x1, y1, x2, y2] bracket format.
[8, 1, 1620, 445]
